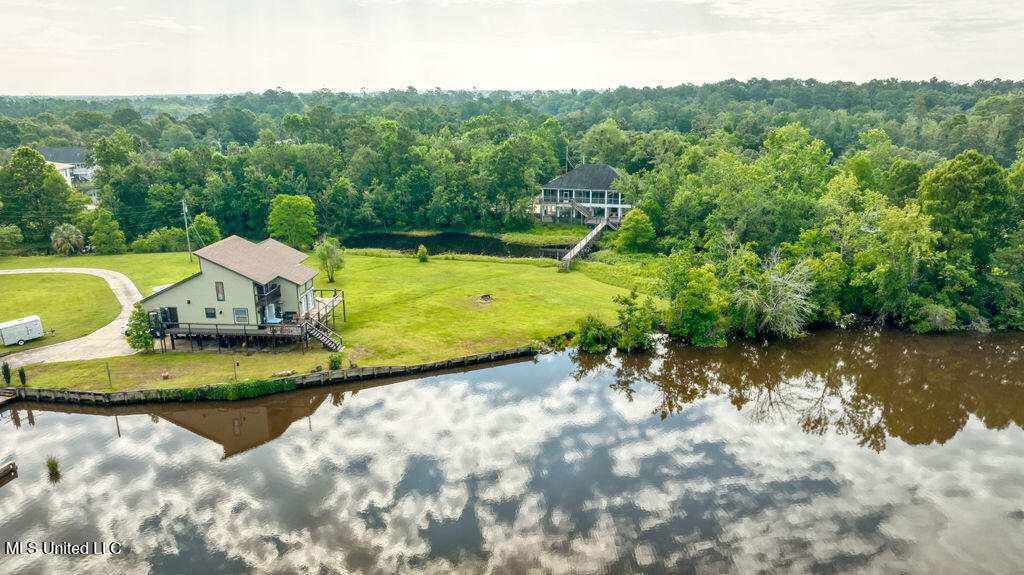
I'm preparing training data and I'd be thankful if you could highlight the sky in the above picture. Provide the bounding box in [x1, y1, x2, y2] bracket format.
[1, 0, 1023, 95]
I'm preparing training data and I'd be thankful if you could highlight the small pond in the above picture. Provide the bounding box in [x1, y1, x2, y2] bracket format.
[341, 232, 571, 258]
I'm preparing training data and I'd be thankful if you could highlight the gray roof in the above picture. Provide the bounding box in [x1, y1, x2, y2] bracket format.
[542, 164, 623, 191]
[35, 147, 89, 165]
[194, 236, 317, 286]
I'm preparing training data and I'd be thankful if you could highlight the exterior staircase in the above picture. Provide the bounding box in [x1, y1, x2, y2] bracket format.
[0, 388, 16, 407]
[560, 219, 609, 272]
[304, 322, 344, 352]
[570, 200, 594, 220]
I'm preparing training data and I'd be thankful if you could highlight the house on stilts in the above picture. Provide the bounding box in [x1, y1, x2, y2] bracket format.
[535, 164, 634, 270]
[535, 163, 632, 226]
[140, 235, 344, 352]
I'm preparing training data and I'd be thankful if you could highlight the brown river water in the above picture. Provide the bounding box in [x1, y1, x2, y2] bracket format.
[1, 328, 1023, 574]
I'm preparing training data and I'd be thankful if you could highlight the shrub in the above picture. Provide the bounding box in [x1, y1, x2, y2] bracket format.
[615, 209, 656, 253]
[665, 262, 728, 347]
[573, 315, 619, 353]
[911, 301, 957, 333]
[131, 227, 187, 253]
[613, 289, 660, 353]
[328, 353, 344, 370]
[1, 361, 10, 386]
[188, 212, 222, 244]
[0, 224, 22, 250]
[130, 236, 153, 253]
[88, 209, 126, 254]
[417, 244, 429, 262]
[203, 378, 298, 401]
[17, 366, 26, 386]
[126, 303, 154, 351]
[46, 456, 59, 475]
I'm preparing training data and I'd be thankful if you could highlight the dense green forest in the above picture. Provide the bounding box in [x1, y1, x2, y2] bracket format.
[1, 79, 1022, 337]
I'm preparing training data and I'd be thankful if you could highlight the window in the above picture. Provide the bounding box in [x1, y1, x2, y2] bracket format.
[215, 281, 225, 301]
[232, 308, 248, 324]
[205, 308, 216, 319]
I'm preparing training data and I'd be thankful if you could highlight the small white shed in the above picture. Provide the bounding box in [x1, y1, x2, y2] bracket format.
[0, 315, 44, 346]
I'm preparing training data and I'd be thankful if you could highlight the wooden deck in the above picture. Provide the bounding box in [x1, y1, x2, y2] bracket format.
[560, 219, 608, 271]
[535, 196, 626, 226]
[164, 323, 305, 338]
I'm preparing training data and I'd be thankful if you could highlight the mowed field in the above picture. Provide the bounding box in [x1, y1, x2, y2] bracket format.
[0, 251, 629, 390]
[328, 253, 625, 365]
[0, 273, 121, 352]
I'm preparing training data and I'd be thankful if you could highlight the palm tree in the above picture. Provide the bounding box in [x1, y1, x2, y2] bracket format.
[50, 223, 85, 256]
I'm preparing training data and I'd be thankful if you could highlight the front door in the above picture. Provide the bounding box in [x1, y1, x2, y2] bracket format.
[161, 307, 179, 329]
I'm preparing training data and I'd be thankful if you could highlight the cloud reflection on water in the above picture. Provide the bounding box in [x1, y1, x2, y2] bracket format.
[2, 328, 1023, 573]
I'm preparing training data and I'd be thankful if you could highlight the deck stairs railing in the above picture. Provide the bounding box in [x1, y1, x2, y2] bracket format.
[570, 200, 594, 219]
[560, 219, 608, 271]
[304, 322, 343, 351]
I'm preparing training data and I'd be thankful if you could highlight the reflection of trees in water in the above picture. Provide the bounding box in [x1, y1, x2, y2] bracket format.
[592, 329, 1024, 451]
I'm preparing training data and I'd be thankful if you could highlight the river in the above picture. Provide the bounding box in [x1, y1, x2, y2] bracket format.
[341, 232, 571, 258]
[1, 329, 1023, 573]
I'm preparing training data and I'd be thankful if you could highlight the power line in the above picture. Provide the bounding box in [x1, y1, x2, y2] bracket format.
[181, 197, 192, 261]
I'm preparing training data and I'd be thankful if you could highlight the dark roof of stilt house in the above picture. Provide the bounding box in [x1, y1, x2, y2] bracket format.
[35, 147, 89, 165]
[542, 164, 622, 191]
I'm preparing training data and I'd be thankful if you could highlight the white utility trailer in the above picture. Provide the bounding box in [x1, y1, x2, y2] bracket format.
[0, 315, 44, 346]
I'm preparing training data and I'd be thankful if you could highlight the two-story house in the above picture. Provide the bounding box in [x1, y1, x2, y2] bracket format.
[140, 235, 343, 351]
[535, 164, 632, 225]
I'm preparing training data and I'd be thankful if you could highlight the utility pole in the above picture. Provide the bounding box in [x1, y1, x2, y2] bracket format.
[182, 197, 193, 262]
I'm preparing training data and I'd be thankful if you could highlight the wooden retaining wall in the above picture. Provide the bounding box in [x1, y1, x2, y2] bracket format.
[3, 346, 537, 407]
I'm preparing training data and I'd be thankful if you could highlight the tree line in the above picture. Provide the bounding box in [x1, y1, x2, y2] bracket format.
[0, 80, 1022, 337]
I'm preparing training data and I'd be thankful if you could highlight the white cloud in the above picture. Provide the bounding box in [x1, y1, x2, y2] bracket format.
[0, 0, 1022, 94]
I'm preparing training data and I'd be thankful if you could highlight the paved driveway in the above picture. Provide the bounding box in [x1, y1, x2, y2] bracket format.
[0, 268, 142, 368]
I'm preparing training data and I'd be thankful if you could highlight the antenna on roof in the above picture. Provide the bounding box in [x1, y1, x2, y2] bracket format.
[565, 145, 576, 173]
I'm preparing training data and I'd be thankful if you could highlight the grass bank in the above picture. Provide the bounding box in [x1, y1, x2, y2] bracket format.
[575, 250, 666, 296]
[487, 223, 590, 246]
[0, 273, 121, 352]
[0, 253, 199, 296]
[20, 349, 335, 391]
[8, 250, 629, 391]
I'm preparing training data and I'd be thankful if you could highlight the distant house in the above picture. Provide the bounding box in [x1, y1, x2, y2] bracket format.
[536, 164, 632, 225]
[47, 161, 76, 187]
[140, 235, 343, 351]
[35, 147, 97, 183]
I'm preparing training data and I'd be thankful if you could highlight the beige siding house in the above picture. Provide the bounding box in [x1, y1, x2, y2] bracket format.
[141, 236, 343, 351]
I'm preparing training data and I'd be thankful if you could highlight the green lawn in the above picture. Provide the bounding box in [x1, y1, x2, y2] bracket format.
[321, 253, 626, 365]
[0, 252, 200, 296]
[0, 273, 121, 352]
[22, 347, 336, 391]
[9, 251, 630, 390]
[490, 223, 590, 246]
